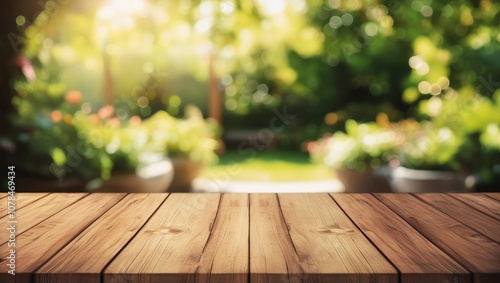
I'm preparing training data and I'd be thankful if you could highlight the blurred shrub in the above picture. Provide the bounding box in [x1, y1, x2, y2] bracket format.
[143, 106, 220, 164]
[309, 119, 400, 171]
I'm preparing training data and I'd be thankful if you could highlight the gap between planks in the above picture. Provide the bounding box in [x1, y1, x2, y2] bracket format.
[35, 193, 169, 283]
[414, 193, 500, 243]
[0, 193, 87, 246]
[374, 193, 500, 283]
[0, 193, 50, 217]
[447, 193, 500, 220]
[0, 193, 128, 283]
[251, 193, 397, 283]
[332, 193, 470, 283]
[3, 193, 498, 283]
[104, 193, 249, 283]
[484, 193, 500, 202]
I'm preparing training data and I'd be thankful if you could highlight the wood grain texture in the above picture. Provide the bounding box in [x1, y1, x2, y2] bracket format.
[449, 193, 500, 220]
[375, 193, 500, 283]
[0, 193, 126, 283]
[0, 193, 86, 245]
[485, 193, 500, 201]
[196, 194, 249, 283]
[104, 193, 247, 283]
[0, 193, 49, 217]
[2, 193, 498, 282]
[252, 193, 397, 283]
[35, 193, 168, 283]
[249, 193, 302, 283]
[416, 193, 500, 242]
[332, 194, 470, 283]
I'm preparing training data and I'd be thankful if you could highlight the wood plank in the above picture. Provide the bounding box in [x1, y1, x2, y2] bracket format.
[449, 193, 500, 220]
[249, 194, 302, 283]
[332, 194, 470, 283]
[0, 193, 6, 199]
[35, 193, 168, 283]
[196, 194, 248, 283]
[0, 193, 86, 245]
[0, 193, 126, 283]
[485, 193, 500, 202]
[416, 193, 500, 242]
[0, 193, 49, 217]
[104, 193, 245, 283]
[251, 193, 397, 283]
[375, 193, 500, 283]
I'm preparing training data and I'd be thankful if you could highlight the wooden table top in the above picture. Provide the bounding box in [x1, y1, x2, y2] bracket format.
[0, 193, 499, 283]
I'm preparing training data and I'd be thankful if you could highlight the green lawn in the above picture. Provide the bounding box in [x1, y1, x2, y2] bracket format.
[200, 150, 334, 181]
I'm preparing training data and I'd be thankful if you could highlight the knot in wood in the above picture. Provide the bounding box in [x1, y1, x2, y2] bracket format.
[313, 226, 355, 235]
[144, 226, 186, 235]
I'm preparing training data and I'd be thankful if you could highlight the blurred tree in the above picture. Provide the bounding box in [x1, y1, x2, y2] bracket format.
[7, 0, 500, 145]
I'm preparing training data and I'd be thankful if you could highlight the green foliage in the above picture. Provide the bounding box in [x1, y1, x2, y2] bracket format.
[16, 0, 500, 123]
[9, 0, 500, 182]
[143, 107, 220, 164]
[414, 87, 500, 175]
[311, 89, 500, 174]
[18, 0, 323, 117]
[14, 77, 145, 179]
[70, 110, 157, 179]
[398, 122, 463, 171]
[309, 119, 399, 171]
[482, 124, 500, 151]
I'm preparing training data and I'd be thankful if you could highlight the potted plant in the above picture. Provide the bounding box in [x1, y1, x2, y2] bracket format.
[391, 120, 471, 193]
[309, 119, 398, 192]
[72, 110, 174, 193]
[454, 92, 500, 192]
[144, 106, 219, 192]
[10, 70, 90, 191]
[11, 63, 174, 192]
[473, 123, 500, 191]
[393, 88, 500, 193]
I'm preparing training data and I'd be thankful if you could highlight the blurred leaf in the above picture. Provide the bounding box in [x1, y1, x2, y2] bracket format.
[51, 148, 66, 166]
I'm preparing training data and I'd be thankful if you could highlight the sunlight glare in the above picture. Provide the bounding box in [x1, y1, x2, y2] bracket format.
[257, 0, 286, 17]
[96, 0, 147, 32]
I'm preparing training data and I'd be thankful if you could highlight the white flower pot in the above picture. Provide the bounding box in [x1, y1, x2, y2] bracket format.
[94, 158, 174, 193]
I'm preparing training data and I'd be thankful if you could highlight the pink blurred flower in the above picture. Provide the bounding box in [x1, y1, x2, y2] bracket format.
[15, 56, 36, 82]
[50, 110, 62, 123]
[129, 115, 142, 126]
[108, 117, 121, 128]
[97, 105, 114, 119]
[65, 90, 82, 104]
[306, 141, 318, 153]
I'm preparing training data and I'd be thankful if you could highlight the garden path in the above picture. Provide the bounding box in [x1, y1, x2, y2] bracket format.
[193, 178, 344, 193]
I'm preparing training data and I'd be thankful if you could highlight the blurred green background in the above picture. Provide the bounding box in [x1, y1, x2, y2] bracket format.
[1, 0, 499, 190]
